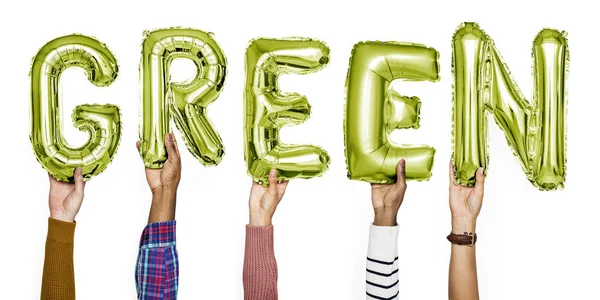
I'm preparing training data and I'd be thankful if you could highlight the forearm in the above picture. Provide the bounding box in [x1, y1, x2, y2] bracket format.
[366, 222, 399, 300]
[41, 218, 76, 300]
[373, 208, 398, 227]
[243, 225, 278, 300]
[448, 217, 479, 300]
[148, 189, 176, 223]
[135, 221, 178, 300]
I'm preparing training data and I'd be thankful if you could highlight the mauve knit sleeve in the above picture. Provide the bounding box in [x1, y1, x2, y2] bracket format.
[243, 225, 278, 300]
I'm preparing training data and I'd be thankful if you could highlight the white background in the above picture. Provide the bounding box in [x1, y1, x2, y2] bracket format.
[1, 0, 598, 299]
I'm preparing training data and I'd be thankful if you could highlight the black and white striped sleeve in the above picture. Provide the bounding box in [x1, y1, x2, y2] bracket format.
[366, 224, 400, 300]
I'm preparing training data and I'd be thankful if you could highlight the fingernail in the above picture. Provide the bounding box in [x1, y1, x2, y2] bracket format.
[167, 133, 173, 142]
[400, 159, 406, 168]
[270, 169, 277, 177]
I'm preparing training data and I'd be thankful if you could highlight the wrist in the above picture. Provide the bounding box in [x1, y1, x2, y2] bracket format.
[152, 187, 177, 203]
[148, 188, 177, 223]
[249, 212, 272, 227]
[50, 213, 75, 223]
[451, 216, 477, 233]
[374, 208, 398, 226]
[50, 216, 75, 223]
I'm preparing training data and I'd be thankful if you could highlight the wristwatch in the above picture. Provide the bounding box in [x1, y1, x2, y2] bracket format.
[447, 232, 477, 246]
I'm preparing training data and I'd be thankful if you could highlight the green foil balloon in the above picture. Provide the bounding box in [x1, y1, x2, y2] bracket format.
[244, 38, 331, 183]
[30, 34, 121, 183]
[140, 28, 226, 168]
[345, 41, 439, 183]
[452, 22, 568, 190]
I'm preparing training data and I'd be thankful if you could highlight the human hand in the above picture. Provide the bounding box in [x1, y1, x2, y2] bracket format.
[137, 133, 181, 223]
[248, 170, 289, 226]
[48, 168, 85, 223]
[449, 160, 485, 233]
[371, 159, 407, 226]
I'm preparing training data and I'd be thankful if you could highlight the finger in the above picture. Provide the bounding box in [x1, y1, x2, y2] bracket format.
[279, 180, 289, 190]
[48, 173, 57, 184]
[165, 133, 180, 164]
[277, 180, 289, 199]
[474, 168, 485, 193]
[395, 159, 406, 187]
[136, 141, 141, 152]
[74, 167, 85, 196]
[267, 169, 278, 196]
[449, 160, 455, 182]
[172, 134, 181, 157]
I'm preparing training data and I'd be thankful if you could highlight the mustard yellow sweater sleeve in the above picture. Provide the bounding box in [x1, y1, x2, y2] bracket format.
[41, 218, 76, 300]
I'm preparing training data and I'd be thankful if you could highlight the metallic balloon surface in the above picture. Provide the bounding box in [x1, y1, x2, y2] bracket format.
[30, 34, 121, 182]
[452, 22, 568, 190]
[140, 28, 226, 168]
[244, 38, 331, 183]
[345, 41, 439, 183]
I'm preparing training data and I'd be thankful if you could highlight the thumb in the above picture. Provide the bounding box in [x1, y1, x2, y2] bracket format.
[449, 160, 456, 183]
[165, 133, 180, 164]
[395, 159, 406, 188]
[474, 168, 485, 193]
[74, 167, 85, 197]
[267, 170, 278, 198]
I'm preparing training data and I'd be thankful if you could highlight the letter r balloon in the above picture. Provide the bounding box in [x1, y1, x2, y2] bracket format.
[345, 41, 439, 183]
[139, 28, 227, 168]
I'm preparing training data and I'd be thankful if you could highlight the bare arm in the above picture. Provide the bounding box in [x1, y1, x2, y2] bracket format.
[449, 217, 479, 300]
[448, 161, 485, 300]
[136, 133, 181, 223]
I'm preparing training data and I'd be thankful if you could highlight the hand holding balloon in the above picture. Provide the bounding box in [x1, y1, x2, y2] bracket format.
[449, 160, 485, 232]
[48, 168, 86, 223]
[371, 160, 407, 226]
[248, 170, 289, 227]
[137, 133, 182, 223]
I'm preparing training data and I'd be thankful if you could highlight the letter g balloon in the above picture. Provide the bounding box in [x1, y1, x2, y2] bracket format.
[30, 34, 122, 182]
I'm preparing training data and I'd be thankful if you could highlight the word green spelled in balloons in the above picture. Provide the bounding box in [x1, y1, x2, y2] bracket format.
[29, 23, 568, 190]
[344, 41, 439, 183]
[30, 34, 121, 183]
[244, 38, 331, 183]
[452, 22, 568, 191]
[139, 28, 227, 169]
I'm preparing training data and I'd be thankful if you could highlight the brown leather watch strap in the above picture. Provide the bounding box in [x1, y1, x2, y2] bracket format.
[447, 232, 477, 246]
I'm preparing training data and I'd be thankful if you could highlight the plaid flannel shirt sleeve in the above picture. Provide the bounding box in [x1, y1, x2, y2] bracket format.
[135, 220, 179, 300]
